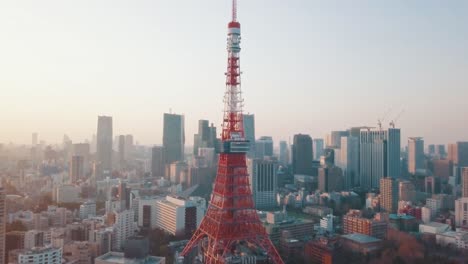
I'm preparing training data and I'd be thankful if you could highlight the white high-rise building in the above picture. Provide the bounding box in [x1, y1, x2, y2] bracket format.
[408, 137, 424, 174]
[320, 214, 334, 233]
[247, 159, 278, 210]
[79, 201, 97, 220]
[138, 196, 206, 236]
[313, 139, 324, 161]
[112, 210, 135, 251]
[455, 197, 468, 227]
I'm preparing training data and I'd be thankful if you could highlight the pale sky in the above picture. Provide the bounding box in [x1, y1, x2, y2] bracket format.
[1, 0, 467, 146]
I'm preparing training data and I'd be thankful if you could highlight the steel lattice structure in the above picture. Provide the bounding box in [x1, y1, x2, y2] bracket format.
[180, 1, 284, 264]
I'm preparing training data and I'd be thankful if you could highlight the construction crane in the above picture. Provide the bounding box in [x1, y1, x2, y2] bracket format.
[389, 109, 405, 128]
[378, 108, 392, 131]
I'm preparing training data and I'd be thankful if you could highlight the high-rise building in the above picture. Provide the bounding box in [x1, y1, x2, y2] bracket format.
[17, 247, 62, 264]
[32, 133, 38, 146]
[112, 210, 134, 251]
[455, 198, 468, 228]
[118, 135, 125, 168]
[360, 128, 401, 189]
[248, 159, 278, 210]
[279, 141, 289, 165]
[448, 142, 468, 167]
[0, 188, 5, 264]
[431, 159, 453, 179]
[151, 146, 165, 177]
[408, 137, 424, 174]
[5, 231, 25, 263]
[256, 136, 273, 159]
[425, 176, 441, 195]
[72, 143, 90, 172]
[70, 156, 84, 184]
[435, 145, 446, 158]
[313, 139, 324, 161]
[327, 131, 349, 148]
[163, 113, 185, 164]
[318, 166, 343, 193]
[96, 116, 113, 174]
[428, 144, 436, 156]
[193, 120, 210, 155]
[462, 167, 468, 198]
[124, 135, 134, 160]
[380, 178, 398, 213]
[292, 134, 314, 176]
[337, 136, 359, 189]
[242, 114, 256, 158]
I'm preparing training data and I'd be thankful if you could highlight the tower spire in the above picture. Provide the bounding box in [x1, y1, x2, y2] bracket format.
[180, 2, 284, 263]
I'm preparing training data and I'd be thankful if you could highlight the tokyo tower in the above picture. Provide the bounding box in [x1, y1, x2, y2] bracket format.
[180, 1, 284, 263]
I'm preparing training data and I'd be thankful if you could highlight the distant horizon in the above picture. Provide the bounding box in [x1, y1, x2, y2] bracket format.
[1, 1, 467, 146]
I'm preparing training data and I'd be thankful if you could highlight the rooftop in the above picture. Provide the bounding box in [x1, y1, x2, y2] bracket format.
[95, 252, 165, 264]
[421, 222, 450, 228]
[341, 233, 381, 244]
[389, 214, 416, 220]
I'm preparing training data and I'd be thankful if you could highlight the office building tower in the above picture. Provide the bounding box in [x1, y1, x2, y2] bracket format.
[455, 197, 468, 227]
[118, 135, 125, 168]
[70, 156, 84, 184]
[463, 168, 468, 197]
[380, 178, 398, 213]
[169, 161, 188, 185]
[72, 143, 90, 172]
[248, 159, 278, 210]
[327, 131, 349, 148]
[425, 176, 441, 195]
[151, 146, 165, 177]
[163, 113, 185, 164]
[318, 166, 343, 192]
[256, 136, 274, 159]
[313, 139, 324, 161]
[360, 128, 401, 189]
[292, 134, 314, 175]
[428, 144, 436, 156]
[118, 182, 131, 211]
[338, 136, 359, 189]
[399, 181, 416, 202]
[0, 188, 5, 264]
[279, 141, 289, 165]
[408, 137, 424, 174]
[112, 210, 135, 251]
[96, 116, 113, 173]
[208, 123, 218, 149]
[435, 145, 446, 158]
[242, 114, 256, 158]
[79, 201, 97, 220]
[431, 159, 453, 179]
[448, 142, 468, 167]
[193, 120, 210, 155]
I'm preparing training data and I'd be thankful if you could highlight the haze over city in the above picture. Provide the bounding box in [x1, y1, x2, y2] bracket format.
[1, 0, 467, 145]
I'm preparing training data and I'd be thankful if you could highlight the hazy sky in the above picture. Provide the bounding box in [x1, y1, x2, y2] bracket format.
[1, 0, 467, 146]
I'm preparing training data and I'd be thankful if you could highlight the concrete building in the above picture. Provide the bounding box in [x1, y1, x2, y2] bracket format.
[279, 141, 290, 165]
[248, 158, 278, 210]
[138, 196, 206, 237]
[337, 136, 359, 189]
[169, 161, 188, 185]
[327, 131, 349, 148]
[163, 113, 185, 164]
[421, 206, 432, 223]
[95, 252, 165, 264]
[242, 114, 256, 158]
[263, 214, 314, 244]
[426, 198, 442, 218]
[463, 167, 468, 197]
[431, 159, 453, 179]
[360, 128, 401, 189]
[448, 142, 468, 167]
[63, 241, 100, 264]
[340, 234, 382, 255]
[320, 214, 334, 233]
[17, 247, 62, 264]
[318, 166, 343, 193]
[24, 230, 44, 249]
[408, 137, 424, 174]
[112, 210, 135, 251]
[292, 134, 314, 176]
[5, 231, 25, 263]
[0, 188, 5, 264]
[54, 185, 81, 204]
[304, 238, 335, 264]
[380, 177, 398, 213]
[342, 210, 387, 239]
[255, 136, 274, 159]
[79, 201, 97, 220]
[96, 116, 113, 174]
[419, 222, 451, 234]
[425, 176, 441, 194]
[455, 197, 468, 227]
[193, 120, 210, 156]
[399, 181, 416, 202]
[118, 135, 126, 169]
[70, 155, 84, 184]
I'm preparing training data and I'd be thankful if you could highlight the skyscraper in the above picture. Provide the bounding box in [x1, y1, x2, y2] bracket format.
[118, 135, 125, 169]
[163, 113, 185, 164]
[399, 181, 416, 202]
[70, 156, 84, 184]
[448, 142, 468, 167]
[256, 136, 273, 159]
[462, 167, 468, 198]
[360, 128, 401, 189]
[242, 114, 256, 158]
[292, 134, 314, 176]
[124, 134, 134, 160]
[248, 159, 278, 210]
[313, 138, 324, 161]
[408, 137, 424, 174]
[327, 131, 349, 148]
[338, 136, 359, 189]
[72, 143, 90, 173]
[151, 146, 165, 177]
[279, 141, 289, 165]
[380, 177, 398, 213]
[318, 166, 344, 193]
[96, 116, 113, 173]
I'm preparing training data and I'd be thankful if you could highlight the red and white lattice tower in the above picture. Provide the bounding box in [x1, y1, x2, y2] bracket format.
[180, 1, 284, 264]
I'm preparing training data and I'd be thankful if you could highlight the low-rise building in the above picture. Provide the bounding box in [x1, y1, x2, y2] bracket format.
[419, 222, 451, 235]
[17, 247, 62, 264]
[340, 234, 382, 255]
[95, 252, 165, 264]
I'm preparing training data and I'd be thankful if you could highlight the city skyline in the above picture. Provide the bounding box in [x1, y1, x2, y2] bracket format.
[1, 1, 468, 146]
